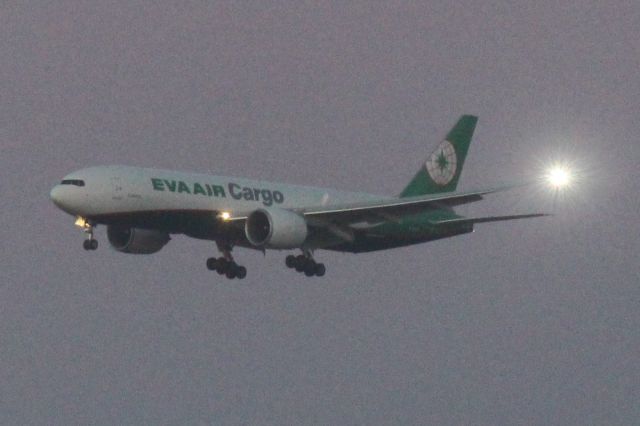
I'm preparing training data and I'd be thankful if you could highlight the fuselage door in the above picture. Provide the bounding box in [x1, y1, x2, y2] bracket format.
[111, 176, 124, 201]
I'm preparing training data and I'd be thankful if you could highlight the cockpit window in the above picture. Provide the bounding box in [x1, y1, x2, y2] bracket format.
[60, 179, 85, 187]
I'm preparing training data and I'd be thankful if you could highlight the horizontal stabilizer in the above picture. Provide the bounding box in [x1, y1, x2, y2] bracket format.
[431, 213, 551, 226]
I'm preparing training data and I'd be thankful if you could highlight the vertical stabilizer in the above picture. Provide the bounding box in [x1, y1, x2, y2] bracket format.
[399, 115, 477, 197]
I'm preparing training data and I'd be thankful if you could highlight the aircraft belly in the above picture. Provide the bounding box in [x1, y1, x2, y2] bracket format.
[90, 210, 244, 242]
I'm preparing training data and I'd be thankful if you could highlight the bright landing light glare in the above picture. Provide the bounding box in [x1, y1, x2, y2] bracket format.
[74, 216, 89, 228]
[546, 165, 572, 189]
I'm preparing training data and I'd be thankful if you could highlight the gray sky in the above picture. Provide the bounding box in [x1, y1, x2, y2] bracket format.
[2, 1, 639, 424]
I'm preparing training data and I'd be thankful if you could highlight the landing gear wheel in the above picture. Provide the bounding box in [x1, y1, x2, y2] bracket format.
[83, 239, 98, 250]
[210, 242, 247, 280]
[207, 254, 247, 280]
[314, 263, 326, 277]
[294, 255, 306, 272]
[206, 257, 218, 271]
[287, 251, 327, 277]
[216, 258, 229, 275]
[236, 266, 247, 279]
[304, 260, 316, 277]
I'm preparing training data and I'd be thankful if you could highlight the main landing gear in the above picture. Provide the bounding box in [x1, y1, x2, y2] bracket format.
[206, 243, 247, 280]
[285, 253, 326, 277]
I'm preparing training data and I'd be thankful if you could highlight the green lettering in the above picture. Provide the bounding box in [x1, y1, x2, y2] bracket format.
[193, 182, 206, 195]
[242, 187, 254, 201]
[178, 181, 190, 194]
[151, 178, 164, 191]
[164, 180, 177, 192]
[228, 183, 242, 200]
[212, 184, 225, 197]
[261, 189, 273, 206]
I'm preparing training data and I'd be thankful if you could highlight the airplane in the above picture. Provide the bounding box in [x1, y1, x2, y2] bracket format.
[50, 115, 548, 279]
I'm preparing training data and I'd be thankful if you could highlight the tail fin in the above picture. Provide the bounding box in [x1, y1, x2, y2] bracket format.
[399, 115, 477, 197]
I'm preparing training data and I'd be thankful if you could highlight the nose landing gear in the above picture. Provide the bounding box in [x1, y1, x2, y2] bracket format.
[82, 238, 98, 251]
[79, 219, 98, 251]
[285, 253, 325, 277]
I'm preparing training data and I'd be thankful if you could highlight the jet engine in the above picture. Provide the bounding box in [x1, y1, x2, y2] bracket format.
[245, 208, 308, 249]
[107, 225, 170, 254]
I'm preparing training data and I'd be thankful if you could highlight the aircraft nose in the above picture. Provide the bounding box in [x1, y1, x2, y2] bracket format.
[50, 185, 65, 208]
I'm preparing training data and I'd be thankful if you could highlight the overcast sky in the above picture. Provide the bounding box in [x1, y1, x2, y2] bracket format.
[2, 1, 639, 424]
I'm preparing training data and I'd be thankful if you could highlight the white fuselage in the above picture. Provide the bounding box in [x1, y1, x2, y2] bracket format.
[50, 165, 387, 220]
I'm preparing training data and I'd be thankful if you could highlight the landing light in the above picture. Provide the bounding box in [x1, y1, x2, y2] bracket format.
[218, 211, 232, 221]
[546, 165, 572, 189]
[75, 216, 89, 228]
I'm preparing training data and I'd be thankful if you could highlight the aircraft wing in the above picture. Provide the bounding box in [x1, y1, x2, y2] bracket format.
[221, 184, 548, 247]
[298, 185, 514, 225]
[429, 213, 551, 226]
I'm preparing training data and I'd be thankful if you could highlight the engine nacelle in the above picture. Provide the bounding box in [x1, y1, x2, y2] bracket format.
[245, 208, 308, 249]
[107, 225, 170, 254]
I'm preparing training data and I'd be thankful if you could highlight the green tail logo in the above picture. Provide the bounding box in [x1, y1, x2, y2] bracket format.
[400, 115, 477, 197]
